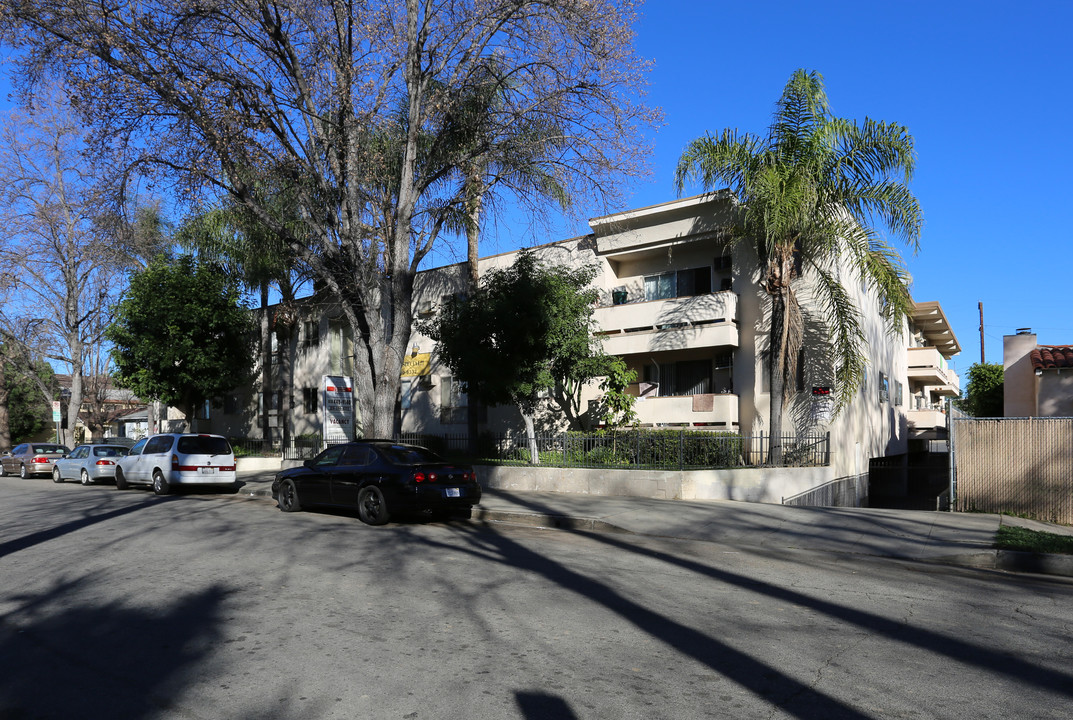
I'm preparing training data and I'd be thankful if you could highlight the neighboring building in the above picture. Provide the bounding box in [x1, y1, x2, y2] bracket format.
[54, 374, 146, 442]
[1003, 329, 1073, 417]
[200, 192, 961, 483]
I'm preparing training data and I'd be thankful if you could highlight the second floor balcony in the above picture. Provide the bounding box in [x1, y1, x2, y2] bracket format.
[594, 291, 738, 357]
[906, 347, 960, 396]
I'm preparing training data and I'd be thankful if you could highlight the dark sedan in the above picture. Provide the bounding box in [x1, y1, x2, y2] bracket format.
[271, 441, 481, 525]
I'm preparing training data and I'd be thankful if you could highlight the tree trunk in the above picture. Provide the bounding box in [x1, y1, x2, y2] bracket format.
[521, 407, 540, 466]
[278, 323, 294, 450]
[0, 357, 10, 452]
[260, 281, 272, 446]
[767, 283, 790, 466]
[465, 170, 484, 457]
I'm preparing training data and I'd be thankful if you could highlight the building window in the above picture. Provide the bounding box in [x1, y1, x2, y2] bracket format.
[643, 267, 712, 301]
[439, 376, 467, 424]
[302, 320, 320, 350]
[894, 379, 904, 406]
[259, 391, 281, 419]
[329, 319, 354, 375]
[224, 395, 239, 415]
[643, 359, 713, 397]
[302, 387, 319, 415]
[879, 372, 889, 403]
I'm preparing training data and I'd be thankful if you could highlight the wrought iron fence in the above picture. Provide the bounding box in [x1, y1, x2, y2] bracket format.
[395, 430, 830, 470]
[226, 430, 830, 470]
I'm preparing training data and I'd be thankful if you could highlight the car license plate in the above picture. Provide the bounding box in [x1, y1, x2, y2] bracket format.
[444, 487, 461, 498]
[199, 467, 216, 475]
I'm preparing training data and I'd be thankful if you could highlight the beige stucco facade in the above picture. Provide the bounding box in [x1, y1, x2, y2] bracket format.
[1004, 330, 1073, 417]
[201, 192, 960, 483]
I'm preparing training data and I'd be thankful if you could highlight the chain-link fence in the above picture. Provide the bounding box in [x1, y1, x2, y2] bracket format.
[951, 411, 1073, 524]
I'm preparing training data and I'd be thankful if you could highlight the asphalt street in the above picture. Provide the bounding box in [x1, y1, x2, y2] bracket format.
[3, 477, 1073, 720]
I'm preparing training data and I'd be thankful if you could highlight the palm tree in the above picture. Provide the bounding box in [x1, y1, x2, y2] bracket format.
[675, 69, 922, 464]
[178, 181, 308, 449]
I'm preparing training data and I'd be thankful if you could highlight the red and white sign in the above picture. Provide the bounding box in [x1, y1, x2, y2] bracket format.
[322, 375, 355, 442]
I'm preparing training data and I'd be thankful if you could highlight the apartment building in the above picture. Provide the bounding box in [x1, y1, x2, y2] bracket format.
[203, 192, 959, 481]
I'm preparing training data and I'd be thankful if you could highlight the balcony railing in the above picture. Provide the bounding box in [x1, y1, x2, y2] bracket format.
[629, 392, 738, 428]
[593, 291, 738, 354]
[906, 347, 960, 395]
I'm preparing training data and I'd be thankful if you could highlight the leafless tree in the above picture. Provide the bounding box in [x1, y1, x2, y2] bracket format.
[0, 89, 130, 448]
[1, 0, 658, 438]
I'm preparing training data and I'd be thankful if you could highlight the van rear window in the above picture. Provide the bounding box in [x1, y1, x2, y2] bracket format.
[177, 436, 232, 455]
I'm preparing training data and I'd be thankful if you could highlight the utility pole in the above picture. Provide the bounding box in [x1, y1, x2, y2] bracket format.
[979, 301, 985, 364]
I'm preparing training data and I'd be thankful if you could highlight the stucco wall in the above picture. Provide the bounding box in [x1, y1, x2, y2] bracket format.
[479, 464, 838, 504]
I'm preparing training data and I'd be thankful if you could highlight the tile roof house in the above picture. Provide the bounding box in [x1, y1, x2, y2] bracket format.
[1004, 330, 1073, 416]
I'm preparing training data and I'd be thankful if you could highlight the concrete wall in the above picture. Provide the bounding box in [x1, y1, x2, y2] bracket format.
[479, 463, 837, 504]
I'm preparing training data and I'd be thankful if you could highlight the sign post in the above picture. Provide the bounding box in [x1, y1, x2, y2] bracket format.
[52, 401, 61, 443]
[322, 376, 355, 444]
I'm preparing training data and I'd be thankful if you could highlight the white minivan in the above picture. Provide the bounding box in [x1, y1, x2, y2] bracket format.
[115, 433, 237, 495]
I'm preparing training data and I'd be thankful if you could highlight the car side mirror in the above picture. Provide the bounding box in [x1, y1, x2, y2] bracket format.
[303, 458, 314, 468]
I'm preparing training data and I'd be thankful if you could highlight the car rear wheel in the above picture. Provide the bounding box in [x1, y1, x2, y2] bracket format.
[80, 469, 91, 486]
[357, 486, 390, 526]
[114, 467, 128, 490]
[277, 479, 302, 512]
[152, 470, 170, 496]
[52, 467, 63, 483]
[20, 464, 28, 479]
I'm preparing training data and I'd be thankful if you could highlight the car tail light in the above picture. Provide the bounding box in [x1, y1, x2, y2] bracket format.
[171, 454, 180, 471]
[95, 459, 115, 466]
[413, 471, 438, 483]
[32, 456, 49, 464]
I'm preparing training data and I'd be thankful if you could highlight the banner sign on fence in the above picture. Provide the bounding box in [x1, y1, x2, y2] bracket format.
[322, 375, 355, 443]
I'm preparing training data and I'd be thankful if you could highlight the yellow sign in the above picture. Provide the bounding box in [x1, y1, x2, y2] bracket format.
[401, 352, 432, 377]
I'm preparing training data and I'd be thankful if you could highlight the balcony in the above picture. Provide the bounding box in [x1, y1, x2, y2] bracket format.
[630, 391, 739, 428]
[906, 347, 960, 396]
[907, 407, 947, 431]
[593, 292, 738, 356]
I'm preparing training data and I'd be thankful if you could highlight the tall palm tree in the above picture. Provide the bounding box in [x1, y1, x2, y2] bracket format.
[675, 69, 922, 463]
[178, 181, 308, 448]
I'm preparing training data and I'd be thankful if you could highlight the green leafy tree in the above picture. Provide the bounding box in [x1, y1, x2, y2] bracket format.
[423, 250, 631, 462]
[955, 362, 1004, 417]
[675, 69, 922, 463]
[106, 255, 256, 431]
[0, 347, 55, 446]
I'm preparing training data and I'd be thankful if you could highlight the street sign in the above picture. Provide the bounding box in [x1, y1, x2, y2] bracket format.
[51, 401, 61, 422]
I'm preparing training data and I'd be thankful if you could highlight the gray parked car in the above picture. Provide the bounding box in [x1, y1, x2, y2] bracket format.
[1, 442, 71, 478]
[52, 444, 130, 485]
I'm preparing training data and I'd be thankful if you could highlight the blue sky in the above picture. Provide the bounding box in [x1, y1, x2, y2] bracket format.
[3, 1, 1070, 378]
[510, 0, 1073, 377]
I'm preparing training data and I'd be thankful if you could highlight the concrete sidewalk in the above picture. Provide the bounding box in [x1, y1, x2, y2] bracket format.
[236, 470, 1073, 578]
